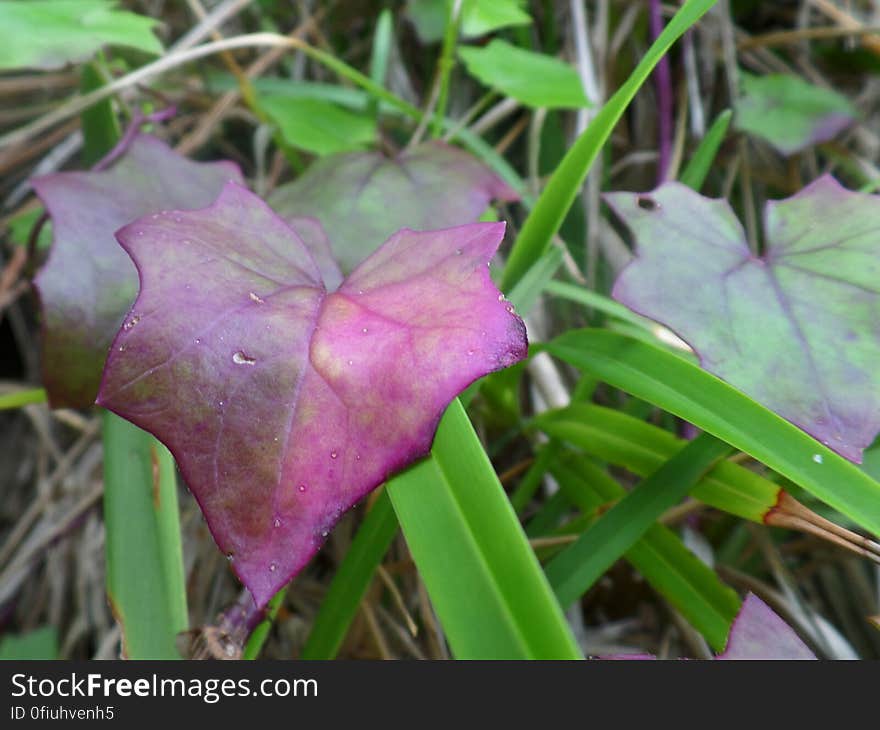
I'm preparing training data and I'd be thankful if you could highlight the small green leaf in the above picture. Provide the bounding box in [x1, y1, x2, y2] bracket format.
[460, 0, 531, 37]
[458, 40, 589, 109]
[735, 73, 857, 156]
[0, 0, 162, 71]
[260, 97, 377, 156]
[408, 0, 531, 43]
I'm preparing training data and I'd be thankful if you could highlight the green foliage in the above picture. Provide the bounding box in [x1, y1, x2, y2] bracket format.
[544, 433, 732, 609]
[735, 73, 857, 155]
[102, 413, 187, 659]
[0, 627, 58, 660]
[458, 40, 589, 109]
[387, 401, 581, 659]
[501, 0, 718, 290]
[545, 330, 880, 537]
[260, 96, 377, 156]
[408, 0, 531, 43]
[0, 0, 162, 71]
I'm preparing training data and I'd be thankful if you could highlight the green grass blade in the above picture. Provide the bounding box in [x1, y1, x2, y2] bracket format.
[367, 9, 393, 121]
[535, 403, 781, 523]
[549, 452, 740, 651]
[545, 280, 657, 329]
[80, 58, 121, 167]
[432, 0, 463, 138]
[500, 0, 718, 290]
[300, 489, 398, 659]
[545, 432, 732, 609]
[243, 587, 287, 660]
[387, 399, 582, 659]
[544, 329, 880, 536]
[678, 109, 732, 191]
[102, 412, 187, 658]
[507, 245, 563, 313]
[0, 387, 47, 410]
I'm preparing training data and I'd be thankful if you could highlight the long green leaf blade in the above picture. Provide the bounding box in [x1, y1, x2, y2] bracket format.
[679, 109, 732, 191]
[387, 399, 582, 659]
[545, 329, 880, 536]
[501, 0, 717, 290]
[549, 452, 740, 652]
[102, 412, 187, 658]
[535, 403, 781, 523]
[300, 490, 398, 659]
[545, 432, 732, 609]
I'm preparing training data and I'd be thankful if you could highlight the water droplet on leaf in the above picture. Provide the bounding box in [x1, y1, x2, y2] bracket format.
[232, 351, 256, 365]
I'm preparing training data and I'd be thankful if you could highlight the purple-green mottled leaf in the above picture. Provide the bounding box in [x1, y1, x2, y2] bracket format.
[735, 73, 857, 156]
[718, 594, 815, 660]
[33, 134, 242, 408]
[607, 176, 880, 463]
[267, 141, 518, 274]
[97, 183, 527, 607]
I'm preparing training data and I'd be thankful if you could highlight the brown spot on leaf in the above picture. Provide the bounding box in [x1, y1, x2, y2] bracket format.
[107, 590, 129, 659]
[150, 445, 161, 510]
[637, 195, 659, 211]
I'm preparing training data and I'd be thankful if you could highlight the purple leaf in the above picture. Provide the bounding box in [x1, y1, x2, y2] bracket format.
[607, 176, 880, 463]
[32, 134, 242, 408]
[268, 141, 518, 273]
[97, 183, 527, 607]
[718, 594, 816, 660]
[735, 73, 857, 156]
[599, 593, 816, 660]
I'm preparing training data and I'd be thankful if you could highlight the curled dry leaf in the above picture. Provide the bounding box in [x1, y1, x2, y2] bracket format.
[33, 134, 242, 408]
[97, 183, 527, 606]
[607, 176, 880, 463]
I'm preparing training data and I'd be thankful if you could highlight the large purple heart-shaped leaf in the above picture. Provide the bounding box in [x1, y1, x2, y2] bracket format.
[33, 134, 242, 408]
[607, 176, 880, 463]
[268, 141, 518, 274]
[97, 183, 526, 607]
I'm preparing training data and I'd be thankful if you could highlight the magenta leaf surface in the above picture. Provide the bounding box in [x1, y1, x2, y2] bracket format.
[607, 176, 880, 463]
[718, 594, 816, 660]
[97, 183, 527, 607]
[268, 141, 518, 274]
[33, 134, 242, 408]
